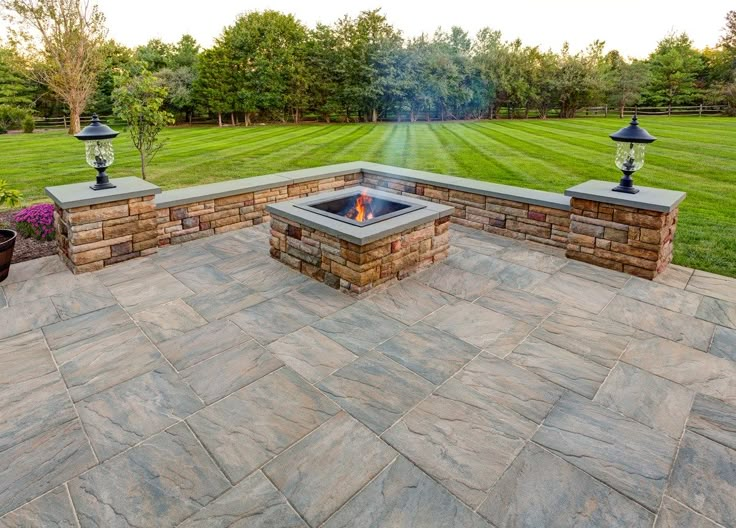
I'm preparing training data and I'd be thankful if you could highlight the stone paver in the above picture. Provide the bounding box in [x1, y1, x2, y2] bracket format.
[0, 225, 734, 527]
[324, 456, 491, 528]
[318, 351, 434, 434]
[264, 412, 396, 527]
[479, 443, 654, 528]
[384, 379, 536, 508]
[668, 431, 736, 526]
[533, 393, 678, 511]
[188, 368, 338, 483]
[594, 362, 693, 439]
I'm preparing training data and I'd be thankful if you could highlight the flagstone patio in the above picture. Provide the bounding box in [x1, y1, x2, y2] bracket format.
[1, 223, 735, 527]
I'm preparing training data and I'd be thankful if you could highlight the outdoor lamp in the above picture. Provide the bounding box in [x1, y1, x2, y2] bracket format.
[609, 113, 656, 194]
[74, 114, 120, 191]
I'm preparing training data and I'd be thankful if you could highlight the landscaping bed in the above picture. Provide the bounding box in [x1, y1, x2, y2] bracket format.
[0, 209, 57, 263]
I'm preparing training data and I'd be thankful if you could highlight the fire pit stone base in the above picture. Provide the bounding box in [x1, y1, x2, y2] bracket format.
[270, 213, 450, 295]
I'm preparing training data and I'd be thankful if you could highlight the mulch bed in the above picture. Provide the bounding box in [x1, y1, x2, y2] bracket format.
[0, 209, 57, 264]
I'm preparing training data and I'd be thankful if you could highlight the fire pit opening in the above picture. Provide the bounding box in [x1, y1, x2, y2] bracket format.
[294, 189, 425, 227]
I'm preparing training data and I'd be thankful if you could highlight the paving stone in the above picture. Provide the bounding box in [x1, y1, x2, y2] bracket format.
[476, 285, 557, 325]
[0, 419, 96, 517]
[531, 306, 634, 367]
[232, 259, 308, 297]
[445, 249, 509, 277]
[0, 485, 77, 528]
[94, 258, 166, 287]
[594, 362, 693, 439]
[696, 296, 736, 329]
[68, 422, 230, 527]
[204, 235, 261, 260]
[283, 281, 355, 318]
[655, 496, 720, 528]
[266, 326, 356, 384]
[423, 301, 532, 353]
[654, 264, 694, 289]
[621, 277, 703, 316]
[324, 456, 491, 528]
[49, 279, 117, 320]
[479, 442, 654, 528]
[533, 393, 678, 511]
[57, 326, 163, 402]
[668, 431, 736, 527]
[533, 272, 618, 314]
[185, 282, 266, 321]
[157, 319, 251, 370]
[312, 302, 407, 355]
[263, 412, 396, 527]
[229, 296, 320, 345]
[42, 304, 134, 352]
[622, 334, 736, 405]
[415, 263, 496, 301]
[108, 269, 194, 313]
[603, 296, 715, 351]
[1, 255, 68, 285]
[494, 263, 550, 292]
[508, 337, 609, 398]
[0, 297, 59, 340]
[499, 246, 567, 274]
[0, 287, 5, 309]
[710, 326, 736, 361]
[133, 298, 208, 343]
[155, 244, 221, 274]
[215, 251, 272, 276]
[687, 393, 736, 451]
[383, 379, 536, 508]
[173, 264, 234, 293]
[559, 260, 632, 289]
[450, 232, 510, 256]
[2, 271, 86, 306]
[180, 339, 283, 404]
[178, 471, 307, 528]
[687, 270, 736, 303]
[455, 353, 564, 423]
[77, 366, 203, 461]
[375, 322, 479, 385]
[0, 329, 56, 384]
[189, 368, 338, 483]
[318, 352, 434, 434]
[363, 279, 455, 325]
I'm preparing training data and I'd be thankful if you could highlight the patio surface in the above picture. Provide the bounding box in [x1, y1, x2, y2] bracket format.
[1, 223, 735, 527]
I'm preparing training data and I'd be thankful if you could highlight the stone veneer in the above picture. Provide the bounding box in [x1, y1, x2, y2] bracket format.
[270, 213, 450, 295]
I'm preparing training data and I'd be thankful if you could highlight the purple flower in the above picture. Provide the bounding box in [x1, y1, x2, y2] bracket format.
[13, 203, 55, 241]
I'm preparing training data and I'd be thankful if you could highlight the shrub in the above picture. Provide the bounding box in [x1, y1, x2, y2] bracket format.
[0, 105, 27, 132]
[0, 179, 22, 208]
[13, 203, 55, 241]
[22, 115, 35, 134]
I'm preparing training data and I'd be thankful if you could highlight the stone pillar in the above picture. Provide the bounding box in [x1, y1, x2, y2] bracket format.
[564, 180, 685, 279]
[46, 178, 161, 274]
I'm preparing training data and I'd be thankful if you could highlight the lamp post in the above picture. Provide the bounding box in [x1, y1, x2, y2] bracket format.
[609, 113, 656, 194]
[74, 114, 120, 191]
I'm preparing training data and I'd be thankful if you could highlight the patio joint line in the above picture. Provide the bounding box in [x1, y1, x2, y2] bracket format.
[64, 482, 82, 528]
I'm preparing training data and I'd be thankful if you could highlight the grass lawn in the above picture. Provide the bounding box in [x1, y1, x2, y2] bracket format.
[1, 116, 734, 277]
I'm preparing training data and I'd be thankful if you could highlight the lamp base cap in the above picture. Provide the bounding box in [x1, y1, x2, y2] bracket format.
[611, 184, 640, 194]
[90, 182, 116, 191]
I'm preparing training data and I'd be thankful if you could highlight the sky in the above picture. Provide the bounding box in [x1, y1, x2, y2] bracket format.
[10, 0, 735, 58]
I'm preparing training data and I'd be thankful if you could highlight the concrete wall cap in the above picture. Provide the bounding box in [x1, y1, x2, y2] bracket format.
[46, 177, 161, 209]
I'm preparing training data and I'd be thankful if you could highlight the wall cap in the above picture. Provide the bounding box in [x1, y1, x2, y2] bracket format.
[565, 180, 686, 213]
[46, 177, 161, 209]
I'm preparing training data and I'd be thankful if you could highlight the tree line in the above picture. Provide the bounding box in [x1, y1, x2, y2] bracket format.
[1, 2, 735, 135]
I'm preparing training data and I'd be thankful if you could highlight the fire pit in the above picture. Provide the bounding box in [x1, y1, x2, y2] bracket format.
[267, 186, 453, 295]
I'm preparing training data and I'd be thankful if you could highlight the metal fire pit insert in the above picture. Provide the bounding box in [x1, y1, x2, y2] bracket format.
[293, 188, 426, 227]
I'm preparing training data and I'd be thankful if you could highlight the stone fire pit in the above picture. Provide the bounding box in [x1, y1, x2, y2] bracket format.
[267, 186, 453, 295]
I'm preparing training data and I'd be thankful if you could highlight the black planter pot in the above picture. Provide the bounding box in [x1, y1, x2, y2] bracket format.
[0, 229, 17, 283]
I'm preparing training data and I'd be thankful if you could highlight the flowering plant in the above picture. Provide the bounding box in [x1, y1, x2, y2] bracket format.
[13, 203, 55, 241]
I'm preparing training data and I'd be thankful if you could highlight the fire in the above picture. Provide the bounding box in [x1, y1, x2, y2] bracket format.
[347, 190, 374, 222]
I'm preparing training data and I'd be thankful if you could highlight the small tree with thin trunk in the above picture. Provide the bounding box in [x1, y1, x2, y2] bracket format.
[112, 70, 173, 180]
[1, 0, 107, 134]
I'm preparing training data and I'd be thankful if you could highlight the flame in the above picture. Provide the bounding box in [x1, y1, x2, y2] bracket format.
[349, 190, 373, 222]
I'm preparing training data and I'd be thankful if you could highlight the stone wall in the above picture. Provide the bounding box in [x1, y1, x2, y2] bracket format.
[566, 197, 677, 279]
[156, 174, 361, 246]
[270, 213, 450, 295]
[55, 196, 158, 273]
[361, 173, 570, 248]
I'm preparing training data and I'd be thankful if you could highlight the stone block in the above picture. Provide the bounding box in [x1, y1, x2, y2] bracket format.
[71, 246, 111, 265]
[69, 204, 129, 224]
[111, 241, 133, 257]
[604, 227, 628, 243]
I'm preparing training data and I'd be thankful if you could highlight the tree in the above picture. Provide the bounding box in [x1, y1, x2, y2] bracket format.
[604, 51, 650, 117]
[555, 42, 606, 118]
[2, 0, 107, 134]
[192, 45, 234, 126]
[645, 32, 703, 111]
[89, 40, 135, 115]
[0, 47, 33, 107]
[112, 70, 173, 179]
